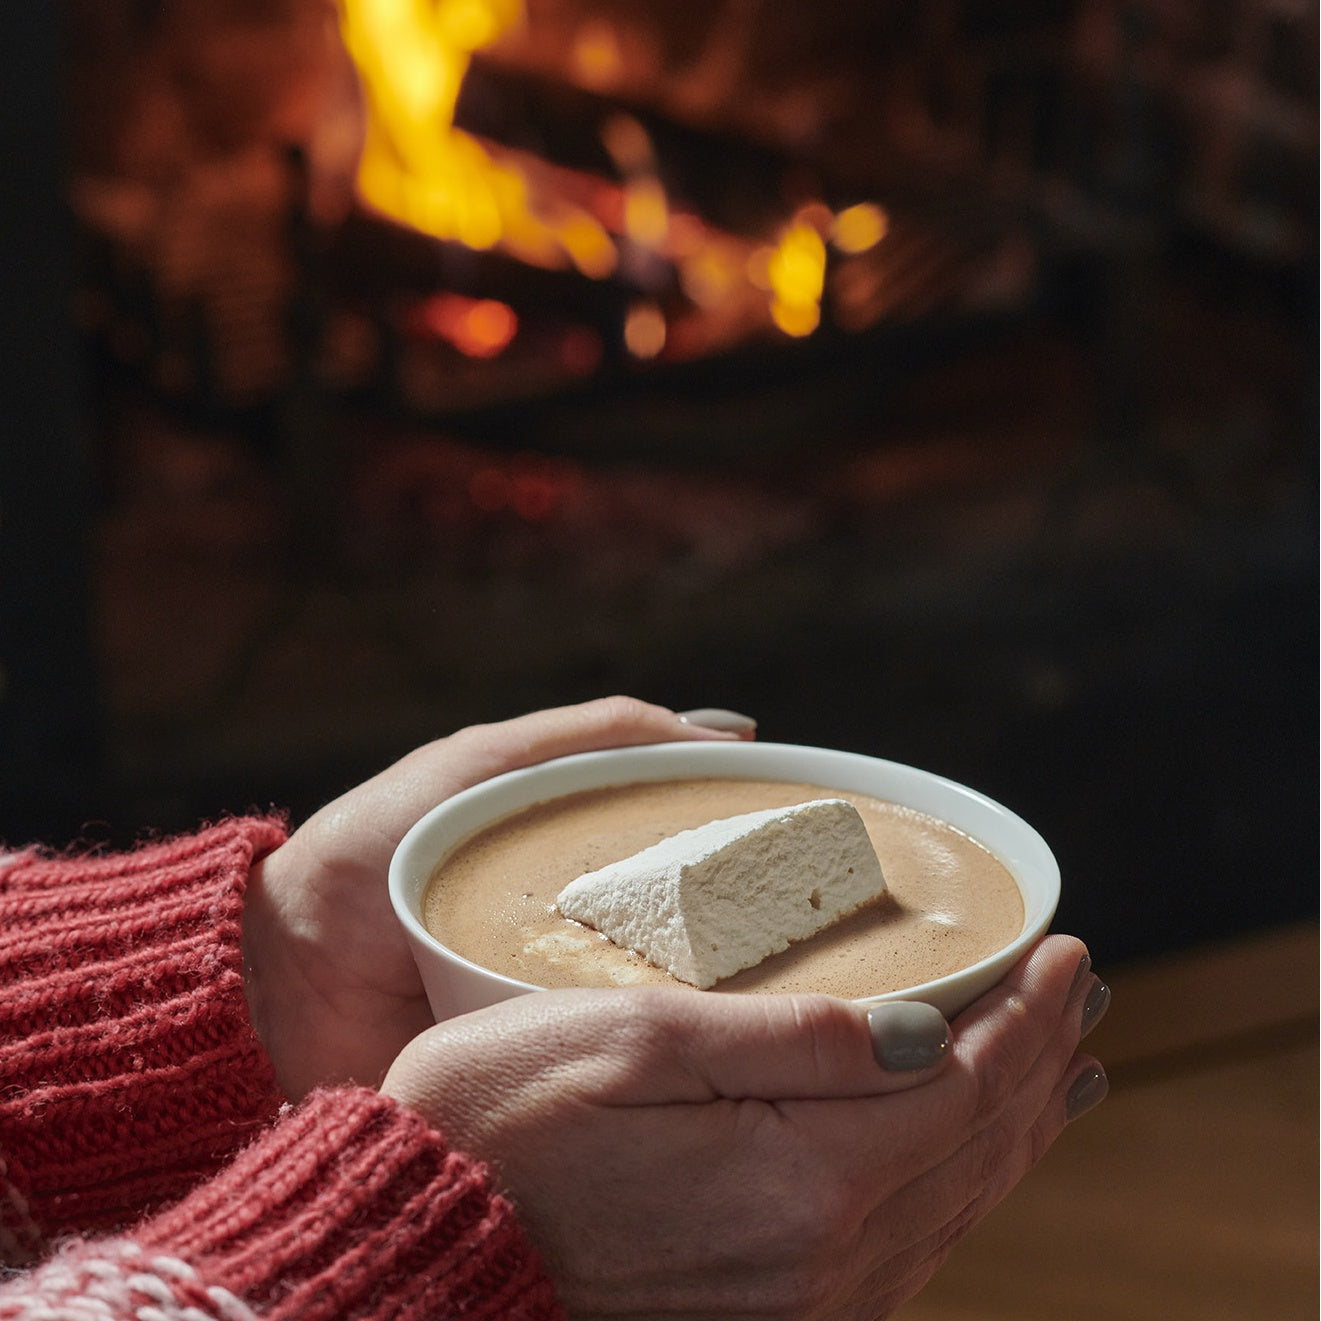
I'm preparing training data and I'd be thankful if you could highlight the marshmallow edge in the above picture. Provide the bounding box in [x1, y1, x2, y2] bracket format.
[555, 798, 887, 988]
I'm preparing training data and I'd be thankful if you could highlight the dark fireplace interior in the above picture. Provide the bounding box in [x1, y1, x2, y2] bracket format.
[2, 0, 1316, 967]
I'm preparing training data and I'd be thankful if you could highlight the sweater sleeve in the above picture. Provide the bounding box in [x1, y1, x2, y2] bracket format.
[0, 818, 289, 1258]
[0, 1087, 563, 1321]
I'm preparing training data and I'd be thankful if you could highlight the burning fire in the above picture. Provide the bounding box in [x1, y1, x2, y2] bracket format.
[335, 0, 888, 356]
[766, 209, 828, 337]
[337, 0, 615, 276]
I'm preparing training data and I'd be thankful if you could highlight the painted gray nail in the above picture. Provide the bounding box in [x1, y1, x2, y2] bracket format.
[1081, 979, 1111, 1038]
[676, 708, 758, 734]
[1066, 1065, 1109, 1121]
[867, 1001, 951, 1072]
[1069, 954, 1093, 998]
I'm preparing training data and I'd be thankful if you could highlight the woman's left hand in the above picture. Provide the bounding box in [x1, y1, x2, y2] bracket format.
[241, 696, 753, 1098]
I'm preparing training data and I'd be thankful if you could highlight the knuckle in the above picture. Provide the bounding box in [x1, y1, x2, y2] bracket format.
[583, 693, 657, 730]
[782, 993, 860, 1074]
[1022, 1108, 1063, 1171]
[601, 985, 692, 1062]
[965, 997, 1032, 1127]
[966, 1105, 1063, 1217]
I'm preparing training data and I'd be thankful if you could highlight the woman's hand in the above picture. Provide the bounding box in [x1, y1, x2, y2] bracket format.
[241, 697, 755, 1098]
[381, 933, 1108, 1320]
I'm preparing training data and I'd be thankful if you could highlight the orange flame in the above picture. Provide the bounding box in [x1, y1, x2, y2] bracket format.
[412, 291, 519, 357]
[335, 1, 891, 350]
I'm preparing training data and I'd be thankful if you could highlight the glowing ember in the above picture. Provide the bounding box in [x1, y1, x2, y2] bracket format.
[336, 0, 891, 352]
[413, 291, 519, 357]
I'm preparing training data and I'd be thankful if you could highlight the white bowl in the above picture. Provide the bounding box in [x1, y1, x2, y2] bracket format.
[389, 741, 1060, 1021]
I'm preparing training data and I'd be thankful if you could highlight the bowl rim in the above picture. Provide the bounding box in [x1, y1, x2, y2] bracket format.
[389, 740, 1061, 1010]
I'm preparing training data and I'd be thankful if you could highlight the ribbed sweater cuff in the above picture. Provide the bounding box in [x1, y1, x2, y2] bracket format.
[130, 1087, 564, 1321]
[0, 818, 288, 1254]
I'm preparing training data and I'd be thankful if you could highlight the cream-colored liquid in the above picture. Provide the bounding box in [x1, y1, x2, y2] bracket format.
[423, 777, 1024, 998]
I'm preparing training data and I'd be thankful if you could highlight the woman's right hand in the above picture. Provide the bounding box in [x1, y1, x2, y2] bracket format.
[381, 933, 1109, 1319]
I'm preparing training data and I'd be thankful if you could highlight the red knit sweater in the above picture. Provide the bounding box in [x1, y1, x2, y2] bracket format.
[0, 819, 562, 1320]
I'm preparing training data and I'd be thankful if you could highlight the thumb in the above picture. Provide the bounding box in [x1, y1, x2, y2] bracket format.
[381, 988, 953, 1137]
[609, 988, 952, 1103]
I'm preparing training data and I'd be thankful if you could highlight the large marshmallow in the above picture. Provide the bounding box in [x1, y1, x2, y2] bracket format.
[555, 798, 887, 989]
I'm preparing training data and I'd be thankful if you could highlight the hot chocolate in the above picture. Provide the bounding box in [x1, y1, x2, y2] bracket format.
[422, 776, 1024, 999]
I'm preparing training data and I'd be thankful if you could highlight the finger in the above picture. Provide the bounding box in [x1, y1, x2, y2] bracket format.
[697, 995, 955, 1097]
[469, 985, 955, 1104]
[836, 946, 1106, 1270]
[901, 933, 1092, 1154]
[445, 694, 755, 779]
[950, 932, 1092, 1075]
[623, 937, 1091, 1111]
[394, 935, 1087, 1120]
[847, 1047, 1108, 1317]
[750, 935, 1096, 1199]
[334, 697, 754, 844]
[418, 938, 1086, 1112]
[854, 1033, 1103, 1266]
[403, 695, 750, 798]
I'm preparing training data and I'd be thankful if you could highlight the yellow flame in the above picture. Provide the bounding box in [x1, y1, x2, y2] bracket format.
[334, 3, 879, 346]
[832, 202, 889, 254]
[338, 0, 616, 275]
[770, 298, 820, 337]
[767, 215, 826, 337]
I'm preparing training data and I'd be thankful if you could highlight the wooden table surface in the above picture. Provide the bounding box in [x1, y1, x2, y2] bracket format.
[893, 922, 1318, 1321]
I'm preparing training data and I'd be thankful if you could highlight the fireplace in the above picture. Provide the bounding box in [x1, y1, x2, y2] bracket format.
[62, 2, 1057, 442]
[58, 0, 1317, 452]
[1, 0, 1315, 961]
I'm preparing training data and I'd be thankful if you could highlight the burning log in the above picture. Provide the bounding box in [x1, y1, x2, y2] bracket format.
[455, 53, 801, 239]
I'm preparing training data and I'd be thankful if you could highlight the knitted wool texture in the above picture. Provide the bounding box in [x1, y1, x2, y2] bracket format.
[135, 1088, 561, 1320]
[0, 819, 564, 1319]
[0, 818, 288, 1256]
[0, 1090, 561, 1321]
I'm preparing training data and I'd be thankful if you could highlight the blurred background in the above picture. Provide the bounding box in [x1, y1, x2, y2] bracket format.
[1, 0, 1315, 976]
[1, 5, 1316, 1316]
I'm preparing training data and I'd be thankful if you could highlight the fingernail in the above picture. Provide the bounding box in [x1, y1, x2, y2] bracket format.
[1066, 1064, 1109, 1121]
[1081, 979, 1111, 1038]
[676, 708, 758, 735]
[867, 1001, 951, 1072]
[1069, 954, 1093, 998]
